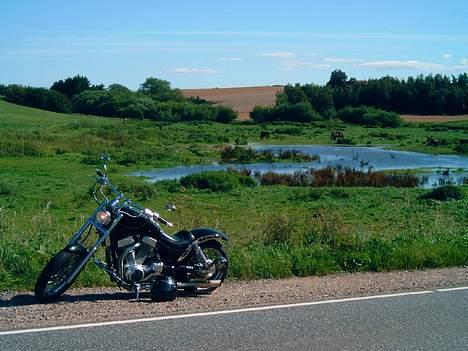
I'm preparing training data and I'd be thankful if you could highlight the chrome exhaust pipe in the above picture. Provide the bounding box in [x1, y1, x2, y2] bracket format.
[177, 280, 222, 289]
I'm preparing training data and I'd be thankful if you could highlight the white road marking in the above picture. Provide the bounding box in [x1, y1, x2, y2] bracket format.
[1, 287, 466, 336]
[434, 286, 468, 292]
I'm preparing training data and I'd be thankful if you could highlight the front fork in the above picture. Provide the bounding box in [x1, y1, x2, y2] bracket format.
[64, 211, 123, 285]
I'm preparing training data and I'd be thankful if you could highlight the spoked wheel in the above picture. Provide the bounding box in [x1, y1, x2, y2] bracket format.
[186, 241, 228, 294]
[34, 250, 85, 302]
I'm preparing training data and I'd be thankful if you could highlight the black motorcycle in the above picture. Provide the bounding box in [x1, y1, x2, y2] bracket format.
[34, 157, 229, 302]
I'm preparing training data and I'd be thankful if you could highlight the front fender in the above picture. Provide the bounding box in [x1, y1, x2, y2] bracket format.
[190, 227, 229, 242]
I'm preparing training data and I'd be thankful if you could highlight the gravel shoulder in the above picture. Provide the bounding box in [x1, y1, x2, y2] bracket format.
[1, 267, 467, 331]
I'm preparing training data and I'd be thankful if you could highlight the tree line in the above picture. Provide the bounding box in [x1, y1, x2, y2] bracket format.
[0, 76, 237, 123]
[251, 70, 468, 125]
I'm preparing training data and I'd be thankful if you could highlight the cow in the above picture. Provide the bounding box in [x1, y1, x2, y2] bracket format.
[260, 131, 270, 140]
[426, 136, 441, 147]
[330, 130, 344, 142]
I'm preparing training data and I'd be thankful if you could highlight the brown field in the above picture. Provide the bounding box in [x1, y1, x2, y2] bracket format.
[401, 114, 468, 123]
[183, 86, 283, 120]
[183, 86, 468, 123]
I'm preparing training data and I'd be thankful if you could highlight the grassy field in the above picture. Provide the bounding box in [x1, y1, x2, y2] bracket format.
[0, 100, 467, 290]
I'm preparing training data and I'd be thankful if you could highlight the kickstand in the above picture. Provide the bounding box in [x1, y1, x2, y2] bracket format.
[132, 284, 141, 301]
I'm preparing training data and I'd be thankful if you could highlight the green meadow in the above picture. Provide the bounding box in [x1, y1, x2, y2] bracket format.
[0, 100, 467, 290]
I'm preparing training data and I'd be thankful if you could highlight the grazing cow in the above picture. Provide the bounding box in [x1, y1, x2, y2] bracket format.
[426, 136, 441, 147]
[330, 130, 344, 142]
[260, 131, 270, 140]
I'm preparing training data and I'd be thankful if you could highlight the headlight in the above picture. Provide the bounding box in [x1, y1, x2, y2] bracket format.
[96, 211, 111, 225]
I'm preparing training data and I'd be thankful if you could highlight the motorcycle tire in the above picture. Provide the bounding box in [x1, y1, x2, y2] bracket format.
[186, 240, 228, 294]
[34, 249, 85, 302]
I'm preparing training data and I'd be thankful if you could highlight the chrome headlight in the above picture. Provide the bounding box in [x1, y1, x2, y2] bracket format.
[96, 210, 111, 225]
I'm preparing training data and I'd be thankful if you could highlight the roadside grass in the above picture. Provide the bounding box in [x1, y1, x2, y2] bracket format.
[1, 100, 467, 290]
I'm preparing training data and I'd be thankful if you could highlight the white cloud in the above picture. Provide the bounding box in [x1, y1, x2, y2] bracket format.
[325, 57, 365, 63]
[261, 51, 296, 58]
[461, 58, 468, 65]
[357, 60, 446, 71]
[442, 53, 453, 59]
[219, 57, 243, 61]
[281, 60, 330, 71]
[170, 67, 219, 74]
[305, 53, 320, 57]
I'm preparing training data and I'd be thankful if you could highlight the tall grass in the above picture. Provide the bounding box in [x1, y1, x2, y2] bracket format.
[229, 210, 468, 279]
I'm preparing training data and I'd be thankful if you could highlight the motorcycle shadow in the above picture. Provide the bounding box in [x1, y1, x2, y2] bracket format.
[1, 290, 209, 307]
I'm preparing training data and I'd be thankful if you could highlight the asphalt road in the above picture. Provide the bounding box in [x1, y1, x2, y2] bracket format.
[1, 289, 467, 351]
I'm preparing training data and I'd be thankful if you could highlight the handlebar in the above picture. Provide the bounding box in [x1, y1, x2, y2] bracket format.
[93, 162, 174, 228]
[144, 208, 173, 228]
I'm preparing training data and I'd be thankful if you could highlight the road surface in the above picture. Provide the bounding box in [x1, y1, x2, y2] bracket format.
[1, 288, 467, 350]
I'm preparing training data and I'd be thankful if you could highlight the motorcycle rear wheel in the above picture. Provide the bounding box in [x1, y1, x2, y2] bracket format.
[34, 250, 84, 302]
[186, 241, 228, 294]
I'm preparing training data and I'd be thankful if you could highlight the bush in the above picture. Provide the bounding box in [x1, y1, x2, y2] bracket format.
[337, 106, 402, 127]
[0, 179, 16, 196]
[180, 171, 255, 192]
[215, 106, 237, 123]
[419, 186, 464, 201]
[118, 180, 157, 201]
[251, 102, 321, 123]
[262, 214, 298, 245]
[4, 85, 72, 113]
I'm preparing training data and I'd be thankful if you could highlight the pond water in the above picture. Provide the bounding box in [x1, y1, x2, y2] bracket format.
[133, 145, 468, 188]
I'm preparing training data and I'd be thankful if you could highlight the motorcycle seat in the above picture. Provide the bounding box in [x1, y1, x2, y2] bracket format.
[158, 230, 194, 250]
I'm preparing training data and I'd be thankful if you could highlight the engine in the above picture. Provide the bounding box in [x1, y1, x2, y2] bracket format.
[117, 236, 164, 283]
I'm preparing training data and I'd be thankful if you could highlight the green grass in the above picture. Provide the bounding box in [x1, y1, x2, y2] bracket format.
[0, 100, 467, 290]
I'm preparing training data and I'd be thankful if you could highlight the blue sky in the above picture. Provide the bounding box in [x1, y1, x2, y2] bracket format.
[1, 0, 467, 89]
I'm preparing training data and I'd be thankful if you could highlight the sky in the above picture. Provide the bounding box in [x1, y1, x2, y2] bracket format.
[1, 0, 467, 89]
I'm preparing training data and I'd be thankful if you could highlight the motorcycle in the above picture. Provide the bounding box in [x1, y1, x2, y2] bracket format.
[34, 156, 229, 302]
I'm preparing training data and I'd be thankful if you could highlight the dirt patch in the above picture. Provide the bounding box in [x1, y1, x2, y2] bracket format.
[183, 86, 283, 120]
[1, 267, 467, 331]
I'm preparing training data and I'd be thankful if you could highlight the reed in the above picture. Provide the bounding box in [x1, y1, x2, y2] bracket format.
[256, 167, 419, 187]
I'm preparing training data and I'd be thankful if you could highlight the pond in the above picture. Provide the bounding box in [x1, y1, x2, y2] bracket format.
[132, 145, 468, 188]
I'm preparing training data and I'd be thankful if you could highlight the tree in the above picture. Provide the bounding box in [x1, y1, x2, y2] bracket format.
[281, 84, 308, 104]
[51, 75, 103, 99]
[327, 69, 348, 88]
[302, 84, 335, 118]
[4, 85, 71, 113]
[138, 78, 185, 102]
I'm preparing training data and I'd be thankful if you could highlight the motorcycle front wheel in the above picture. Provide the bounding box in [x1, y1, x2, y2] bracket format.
[34, 249, 85, 302]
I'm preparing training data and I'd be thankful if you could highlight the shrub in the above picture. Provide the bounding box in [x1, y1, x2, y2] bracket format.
[118, 180, 157, 200]
[220, 146, 258, 162]
[251, 102, 321, 123]
[337, 106, 402, 127]
[419, 186, 464, 201]
[215, 106, 237, 123]
[0, 179, 16, 196]
[180, 171, 255, 192]
[262, 214, 298, 245]
[4, 85, 72, 113]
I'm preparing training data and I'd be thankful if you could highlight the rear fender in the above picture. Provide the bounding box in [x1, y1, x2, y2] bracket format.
[190, 227, 229, 243]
